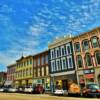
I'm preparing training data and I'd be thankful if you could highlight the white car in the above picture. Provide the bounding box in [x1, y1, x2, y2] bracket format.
[8, 88, 18, 93]
[24, 86, 34, 93]
[0, 88, 4, 92]
[54, 89, 65, 95]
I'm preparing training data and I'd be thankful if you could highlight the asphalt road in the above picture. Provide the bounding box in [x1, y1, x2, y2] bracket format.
[0, 93, 99, 100]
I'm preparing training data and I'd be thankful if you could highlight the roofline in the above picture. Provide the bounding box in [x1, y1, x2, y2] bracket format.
[73, 27, 100, 39]
[32, 49, 49, 57]
[7, 63, 16, 68]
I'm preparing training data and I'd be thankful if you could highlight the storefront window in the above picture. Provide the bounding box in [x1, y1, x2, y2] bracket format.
[95, 52, 100, 65]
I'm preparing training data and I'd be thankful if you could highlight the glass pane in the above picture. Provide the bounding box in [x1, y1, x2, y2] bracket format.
[96, 52, 100, 65]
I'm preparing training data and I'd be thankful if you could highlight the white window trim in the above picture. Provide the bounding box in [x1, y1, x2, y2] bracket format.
[61, 46, 66, 56]
[61, 57, 67, 70]
[50, 49, 55, 60]
[67, 56, 73, 69]
[66, 43, 71, 55]
[55, 47, 60, 58]
[51, 60, 55, 72]
[56, 59, 61, 71]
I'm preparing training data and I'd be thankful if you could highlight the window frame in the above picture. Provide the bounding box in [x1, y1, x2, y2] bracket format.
[91, 36, 99, 48]
[74, 42, 81, 52]
[82, 39, 90, 51]
[76, 55, 83, 68]
[85, 53, 93, 67]
[95, 51, 100, 65]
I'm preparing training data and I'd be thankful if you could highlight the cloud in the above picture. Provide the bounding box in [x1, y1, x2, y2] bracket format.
[0, 4, 15, 14]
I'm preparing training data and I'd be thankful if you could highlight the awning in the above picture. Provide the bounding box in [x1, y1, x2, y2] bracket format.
[85, 74, 94, 79]
[4, 81, 13, 86]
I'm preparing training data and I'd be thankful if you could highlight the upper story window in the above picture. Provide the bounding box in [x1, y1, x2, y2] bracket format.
[61, 58, 67, 70]
[91, 37, 99, 48]
[50, 49, 55, 59]
[85, 54, 92, 67]
[74, 42, 81, 52]
[38, 57, 40, 66]
[61, 46, 66, 56]
[66, 43, 71, 55]
[27, 60, 29, 66]
[95, 51, 100, 65]
[42, 56, 44, 65]
[56, 59, 61, 71]
[45, 55, 48, 64]
[51, 60, 56, 72]
[82, 40, 90, 51]
[67, 56, 73, 69]
[76, 55, 83, 68]
[30, 59, 32, 65]
[56, 48, 60, 58]
[34, 59, 36, 67]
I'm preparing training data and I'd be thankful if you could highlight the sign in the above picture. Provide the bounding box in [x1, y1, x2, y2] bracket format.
[84, 69, 94, 74]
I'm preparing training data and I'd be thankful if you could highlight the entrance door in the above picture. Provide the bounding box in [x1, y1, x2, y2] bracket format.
[62, 80, 68, 90]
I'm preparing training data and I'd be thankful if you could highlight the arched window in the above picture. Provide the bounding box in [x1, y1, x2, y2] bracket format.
[95, 52, 100, 65]
[76, 55, 83, 68]
[82, 40, 90, 51]
[91, 36, 99, 48]
[85, 54, 92, 66]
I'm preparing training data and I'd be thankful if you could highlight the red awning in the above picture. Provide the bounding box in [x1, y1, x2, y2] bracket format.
[85, 74, 94, 79]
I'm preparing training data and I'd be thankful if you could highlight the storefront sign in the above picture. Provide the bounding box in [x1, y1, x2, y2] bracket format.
[84, 69, 94, 74]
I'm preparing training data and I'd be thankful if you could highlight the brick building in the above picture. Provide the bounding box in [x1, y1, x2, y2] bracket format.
[72, 27, 100, 88]
[33, 50, 50, 91]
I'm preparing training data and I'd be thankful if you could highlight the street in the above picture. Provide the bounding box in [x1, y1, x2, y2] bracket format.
[0, 93, 99, 100]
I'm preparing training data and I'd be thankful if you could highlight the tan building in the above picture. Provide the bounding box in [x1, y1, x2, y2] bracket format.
[15, 56, 33, 87]
[33, 50, 50, 91]
[72, 27, 100, 88]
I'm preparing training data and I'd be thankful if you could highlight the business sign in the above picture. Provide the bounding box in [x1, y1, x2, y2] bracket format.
[84, 69, 94, 74]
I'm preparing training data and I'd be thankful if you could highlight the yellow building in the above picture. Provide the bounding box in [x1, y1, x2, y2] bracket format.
[15, 56, 33, 87]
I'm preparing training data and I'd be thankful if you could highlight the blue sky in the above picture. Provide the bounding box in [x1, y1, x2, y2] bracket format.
[0, 0, 100, 71]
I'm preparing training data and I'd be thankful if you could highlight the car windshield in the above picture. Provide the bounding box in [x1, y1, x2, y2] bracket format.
[88, 84, 99, 89]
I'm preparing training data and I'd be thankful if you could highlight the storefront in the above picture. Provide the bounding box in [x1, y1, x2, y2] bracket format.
[33, 77, 50, 91]
[84, 68, 95, 84]
[51, 74, 76, 92]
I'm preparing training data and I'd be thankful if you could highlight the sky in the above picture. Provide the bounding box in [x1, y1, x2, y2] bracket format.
[0, 0, 100, 71]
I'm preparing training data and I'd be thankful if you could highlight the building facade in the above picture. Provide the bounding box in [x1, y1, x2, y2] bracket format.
[0, 72, 7, 87]
[6, 64, 16, 87]
[72, 27, 100, 88]
[33, 50, 50, 91]
[48, 36, 76, 92]
[15, 56, 33, 87]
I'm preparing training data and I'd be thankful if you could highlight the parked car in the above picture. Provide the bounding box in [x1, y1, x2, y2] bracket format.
[34, 84, 45, 94]
[54, 89, 65, 96]
[68, 83, 81, 96]
[24, 86, 35, 94]
[17, 86, 24, 93]
[82, 83, 100, 97]
[8, 88, 18, 93]
[0, 87, 5, 92]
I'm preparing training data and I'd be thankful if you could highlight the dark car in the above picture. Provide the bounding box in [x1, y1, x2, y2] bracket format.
[34, 85, 45, 94]
[82, 83, 100, 97]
